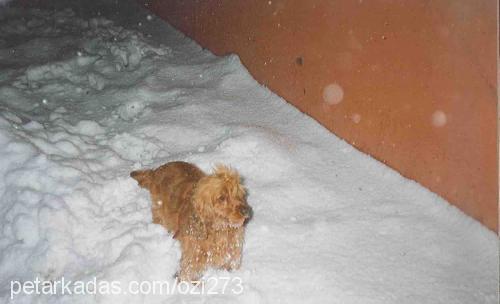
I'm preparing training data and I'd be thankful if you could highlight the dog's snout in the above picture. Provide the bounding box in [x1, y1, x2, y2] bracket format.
[239, 205, 252, 218]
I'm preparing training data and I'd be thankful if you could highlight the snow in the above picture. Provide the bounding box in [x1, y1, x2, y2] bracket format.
[431, 110, 447, 127]
[323, 83, 344, 105]
[0, 1, 497, 303]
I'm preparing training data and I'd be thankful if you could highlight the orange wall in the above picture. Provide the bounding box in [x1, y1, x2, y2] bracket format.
[142, 0, 498, 231]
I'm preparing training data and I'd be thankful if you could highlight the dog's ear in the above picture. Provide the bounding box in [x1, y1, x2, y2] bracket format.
[184, 213, 207, 240]
[130, 169, 153, 189]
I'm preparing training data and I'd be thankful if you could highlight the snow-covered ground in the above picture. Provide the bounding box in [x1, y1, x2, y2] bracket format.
[0, 1, 497, 303]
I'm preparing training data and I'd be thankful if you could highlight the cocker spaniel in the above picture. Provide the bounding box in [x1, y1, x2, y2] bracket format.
[130, 161, 251, 282]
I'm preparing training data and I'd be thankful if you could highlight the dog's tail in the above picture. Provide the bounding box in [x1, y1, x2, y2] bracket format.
[130, 169, 153, 189]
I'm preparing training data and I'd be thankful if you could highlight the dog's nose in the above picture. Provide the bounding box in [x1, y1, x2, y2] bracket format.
[239, 205, 252, 218]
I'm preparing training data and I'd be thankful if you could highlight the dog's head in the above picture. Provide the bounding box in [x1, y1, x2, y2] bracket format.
[192, 165, 251, 229]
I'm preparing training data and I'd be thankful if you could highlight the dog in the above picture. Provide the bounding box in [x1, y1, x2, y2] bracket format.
[130, 161, 251, 282]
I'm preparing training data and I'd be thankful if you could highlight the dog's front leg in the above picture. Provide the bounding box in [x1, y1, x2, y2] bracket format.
[178, 240, 207, 282]
[222, 231, 244, 271]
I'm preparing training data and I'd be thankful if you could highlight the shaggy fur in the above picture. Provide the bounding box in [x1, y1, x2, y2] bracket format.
[130, 161, 251, 282]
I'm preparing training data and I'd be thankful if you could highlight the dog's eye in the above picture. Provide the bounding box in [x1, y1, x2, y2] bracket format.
[217, 195, 226, 203]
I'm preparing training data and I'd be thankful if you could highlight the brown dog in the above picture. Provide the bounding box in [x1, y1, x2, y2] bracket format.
[130, 161, 251, 282]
